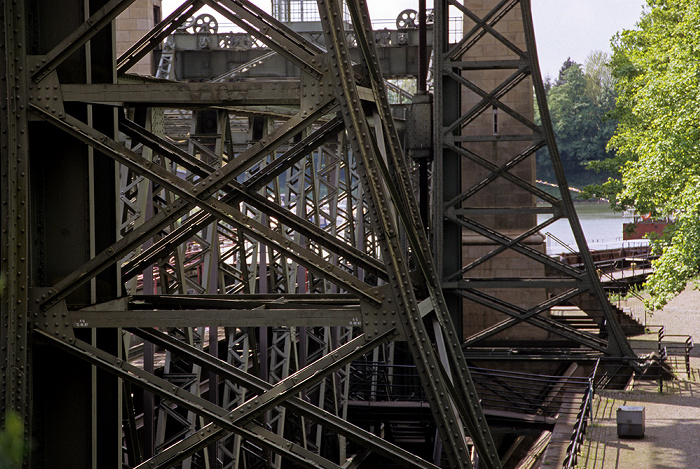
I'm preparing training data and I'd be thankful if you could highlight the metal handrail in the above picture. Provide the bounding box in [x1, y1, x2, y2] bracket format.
[562, 359, 599, 469]
[347, 361, 591, 416]
[546, 231, 649, 306]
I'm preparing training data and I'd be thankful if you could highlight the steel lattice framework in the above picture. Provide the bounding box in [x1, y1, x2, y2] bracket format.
[1, 0, 637, 468]
[432, 0, 637, 364]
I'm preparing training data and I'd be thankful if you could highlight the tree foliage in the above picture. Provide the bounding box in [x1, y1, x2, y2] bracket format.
[538, 53, 617, 188]
[0, 411, 24, 469]
[602, 0, 700, 309]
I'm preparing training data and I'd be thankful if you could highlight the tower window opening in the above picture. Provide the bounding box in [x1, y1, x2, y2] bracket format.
[492, 105, 498, 134]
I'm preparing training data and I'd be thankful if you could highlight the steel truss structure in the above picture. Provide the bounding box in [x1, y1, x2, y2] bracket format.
[2, 0, 500, 467]
[1, 0, 638, 468]
[431, 0, 637, 363]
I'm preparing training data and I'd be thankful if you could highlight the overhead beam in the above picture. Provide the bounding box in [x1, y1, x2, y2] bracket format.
[445, 278, 582, 289]
[71, 307, 362, 328]
[61, 82, 303, 106]
[203, 0, 325, 79]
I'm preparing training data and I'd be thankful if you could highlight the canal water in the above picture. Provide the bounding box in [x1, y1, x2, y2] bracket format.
[537, 203, 648, 255]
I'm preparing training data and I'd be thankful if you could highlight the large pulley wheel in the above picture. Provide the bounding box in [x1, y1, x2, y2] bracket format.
[396, 9, 417, 29]
[193, 14, 218, 34]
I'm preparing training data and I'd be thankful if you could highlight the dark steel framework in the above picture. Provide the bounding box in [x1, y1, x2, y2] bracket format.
[432, 0, 636, 362]
[0, 0, 636, 468]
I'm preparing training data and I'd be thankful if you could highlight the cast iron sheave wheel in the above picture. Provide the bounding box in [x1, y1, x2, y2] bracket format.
[193, 14, 218, 34]
[396, 9, 418, 29]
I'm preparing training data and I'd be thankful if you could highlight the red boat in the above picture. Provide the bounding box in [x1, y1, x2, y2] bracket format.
[623, 214, 671, 240]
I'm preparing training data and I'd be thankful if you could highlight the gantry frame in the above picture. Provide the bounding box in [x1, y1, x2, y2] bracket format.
[1, 0, 640, 467]
[2, 0, 502, 468]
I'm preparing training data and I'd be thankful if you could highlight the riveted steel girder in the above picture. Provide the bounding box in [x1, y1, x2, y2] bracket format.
[3, 0, 508, 467]
[1, 0, 31, 431]
[4, 0, 641, 467]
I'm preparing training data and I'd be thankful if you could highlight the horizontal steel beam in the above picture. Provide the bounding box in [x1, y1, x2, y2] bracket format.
[450, 207, 557, 216]
[347, 401, 556, 426]
[62, 81, 302, 106]
[462, 351, 603, 361]
[127, 293, 361, 308]
[444, 278, 581, 289]
[71, 307, 362, 328]
[451, 134, 537, 142]
[449, 59, 527, 70]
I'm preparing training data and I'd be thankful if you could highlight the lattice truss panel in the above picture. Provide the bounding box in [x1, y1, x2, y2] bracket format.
[4, 0, 507, 468]
[431, 0, 637, 361]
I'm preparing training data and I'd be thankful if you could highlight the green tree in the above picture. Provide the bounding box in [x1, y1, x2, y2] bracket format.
[0, 412, 24, 469]
[583, 50, 615, 105]
[538, 54, 616, 188]
[555, 57, 577, 85]
[601, 0, 700, 309]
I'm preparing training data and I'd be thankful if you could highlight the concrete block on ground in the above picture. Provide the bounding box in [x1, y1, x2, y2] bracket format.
[617, 406, 645, 438]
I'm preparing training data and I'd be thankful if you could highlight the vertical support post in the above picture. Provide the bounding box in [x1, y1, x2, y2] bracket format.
[417, 0, 430, 229]
[433, 0, 463, 339]
[0, 0, 30, 448]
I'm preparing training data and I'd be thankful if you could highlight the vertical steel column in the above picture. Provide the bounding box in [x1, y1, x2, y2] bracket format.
[432, 0, 464, 339]
[0, 0, 30, 444]
[219, 329, 251, 468]
[417, 0, 430, 228]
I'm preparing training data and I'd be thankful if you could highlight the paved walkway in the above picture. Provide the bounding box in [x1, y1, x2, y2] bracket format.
[578, 381, 700, 469]
[574, 283, 700, 469]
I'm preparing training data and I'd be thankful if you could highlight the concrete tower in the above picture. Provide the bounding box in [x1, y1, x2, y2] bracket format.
[460, 2, 549, 342]
[116, 0, 162, 75]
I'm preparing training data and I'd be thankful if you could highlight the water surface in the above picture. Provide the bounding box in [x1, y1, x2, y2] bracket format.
[537, 203, 647, 255]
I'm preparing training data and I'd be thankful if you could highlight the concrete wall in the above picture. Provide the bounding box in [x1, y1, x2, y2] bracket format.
[460, 1, 549, 342]
[115, 0, 162, 76]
